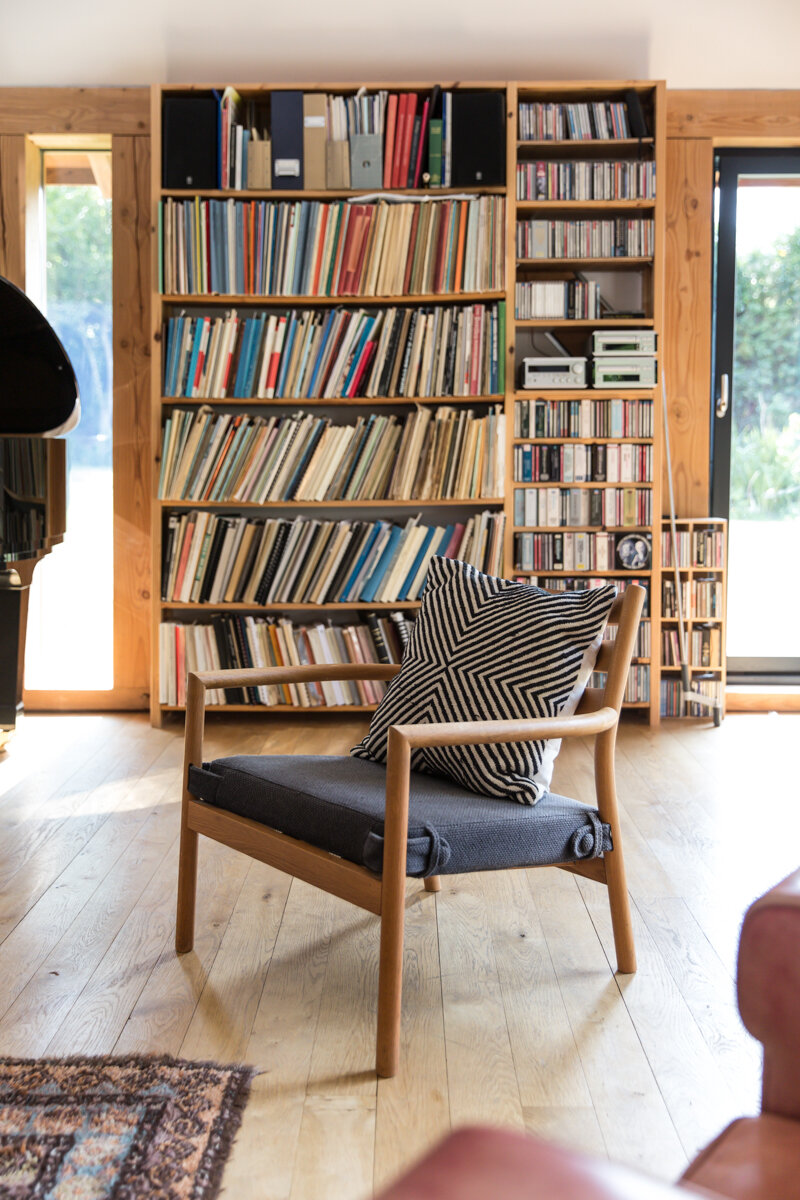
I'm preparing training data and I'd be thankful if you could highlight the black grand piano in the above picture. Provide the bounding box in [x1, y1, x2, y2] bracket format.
[0, 275, 79, 738]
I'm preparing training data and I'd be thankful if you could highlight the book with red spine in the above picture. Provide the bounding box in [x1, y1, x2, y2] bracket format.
[412, 98, 430, 187]
[396, 93, 418, 192]
[391, 94, 410, 188]
[383, 94, 399, 189]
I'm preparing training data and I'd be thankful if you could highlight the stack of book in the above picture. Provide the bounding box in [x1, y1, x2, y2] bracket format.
[518, 100, 636, 141]
[514, 530, 618, 572]
[662, 578, 723, 620]
[160, 196, 506, 297]
[513, 486, 651, 528]
[660, 676, 719, 717]
[159, 611, 412, 707]
[516, 218, 654, 259]
[163, 301, 505, 400]
[161, 510, 506, 605]
[515, 280, 600, 320]
[513, 442, 652, 484]
[516, 160, 656, 202]
[661, 529, 725, 568]
[514, 397, 653, 439]
[158, 405, 505, 504]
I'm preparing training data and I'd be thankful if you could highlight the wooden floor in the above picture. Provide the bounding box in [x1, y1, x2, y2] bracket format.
[0, 709, 797, 1197]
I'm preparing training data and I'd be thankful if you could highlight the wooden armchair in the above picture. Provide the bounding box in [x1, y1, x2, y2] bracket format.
[176, 583, 645, 1077]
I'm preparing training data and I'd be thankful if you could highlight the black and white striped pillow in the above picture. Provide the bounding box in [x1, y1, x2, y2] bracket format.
[352, 558, 616, 805]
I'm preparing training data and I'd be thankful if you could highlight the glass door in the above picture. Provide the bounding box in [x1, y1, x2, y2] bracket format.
[711, 151, 800, 681]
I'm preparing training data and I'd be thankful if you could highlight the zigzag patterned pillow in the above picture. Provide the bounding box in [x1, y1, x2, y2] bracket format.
[352, 558, 617, 805]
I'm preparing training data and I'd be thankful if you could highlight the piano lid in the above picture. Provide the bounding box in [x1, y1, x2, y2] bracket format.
[0, 276, 80, 436]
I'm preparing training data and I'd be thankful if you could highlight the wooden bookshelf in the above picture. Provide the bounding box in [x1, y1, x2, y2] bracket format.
[508, 79, 665, 723]
[151, 78, 665, 724]
[659, 517, 727, 720]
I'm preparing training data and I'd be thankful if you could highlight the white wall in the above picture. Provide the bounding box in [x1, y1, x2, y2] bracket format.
[2, 0, 799, 89]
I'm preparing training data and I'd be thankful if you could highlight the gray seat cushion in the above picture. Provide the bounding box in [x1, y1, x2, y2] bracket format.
[188, 755, 611, 878]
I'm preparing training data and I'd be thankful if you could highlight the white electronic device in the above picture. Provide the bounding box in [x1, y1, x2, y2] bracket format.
[593, 356, 657, 388]
[592, 330, 657, 356]
[521, 357, 587, 389]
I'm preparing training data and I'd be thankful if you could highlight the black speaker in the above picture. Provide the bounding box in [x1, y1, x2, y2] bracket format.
[451, 91, 506, 188]
[162, 95, 219, 189]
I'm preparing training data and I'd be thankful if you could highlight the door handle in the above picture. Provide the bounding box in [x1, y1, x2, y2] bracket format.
[716, 373, 729, 418]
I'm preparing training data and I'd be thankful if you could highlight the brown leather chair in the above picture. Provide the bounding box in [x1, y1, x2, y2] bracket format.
[377, 867, 800, 1200]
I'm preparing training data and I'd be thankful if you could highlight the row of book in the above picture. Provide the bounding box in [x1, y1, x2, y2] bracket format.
[516, 219, 655, 261]
[159, 612, 412, 708]
[515, 281, 600, 320]
[613, 664, 650, 704]
[662, 578, 723, 619]
[160, 196, 506, 297]
[518, 99, 646, 142]
[514, 397, 653, 440]
[514, 530, 650, 572]
[660, 676, 720, 718]
[662, 625, 722, 669]
[513, 486, 652, 529]
[158, 405, 506, 503]
[513, 442, 653, 483]
[523, 573, 651, 616]
[603, 616, 651, 660]
[661, 529, 725, 569]
[2, 439, 47, 499]
[516, 160, 656, 202]
[202, 87, 498, 193]
[161, 510, 505, 606]
[162, 302, 505, 401]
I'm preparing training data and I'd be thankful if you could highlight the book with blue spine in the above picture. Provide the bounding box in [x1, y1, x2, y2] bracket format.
[274, 312, 300, 397]
[360, 525, 403, 602]
[336, 521, 385, 601]
[397, 525, 437, 600]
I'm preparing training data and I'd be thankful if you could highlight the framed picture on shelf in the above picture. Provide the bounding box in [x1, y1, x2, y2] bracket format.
[615, 533, 651, 570]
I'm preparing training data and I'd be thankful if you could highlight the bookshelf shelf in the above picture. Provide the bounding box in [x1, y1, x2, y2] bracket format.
[513, 568, 653, 578]
[513, 525, 652, 533]
[152, 76, 664, 723]
[516, 138, 655, 150]
[161, 394, 505, 407]
[160, 292, 506, 306]
[517, 257, 653, 269]
[509, 480, 653, 490]
[515, 200, 655, 212]
[515, 318, 655, 328]
[512, 436, 653, 445]
[161, 600, 423, 612]
[161, 186, 508, 199]
[159, 498, 503, 509]
[161, 703, 378, 714]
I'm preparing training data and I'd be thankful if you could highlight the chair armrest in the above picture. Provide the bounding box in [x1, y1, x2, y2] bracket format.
[375, 1127, 707, 1200]
[392, 706, 618, 749]
[188, 663, 400, 692]
[738, 867, 800, 1118]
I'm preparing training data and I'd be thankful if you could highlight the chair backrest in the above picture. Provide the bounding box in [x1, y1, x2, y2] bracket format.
[576, 584, 646, 718]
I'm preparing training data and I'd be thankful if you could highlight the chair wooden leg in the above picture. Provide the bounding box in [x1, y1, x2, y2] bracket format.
[377, 730, 411, 1077]
[596, 731, 636, 974]
[175, 822, 198, 954]
[605, 847, 636, 973]
[177, 673, 205, 955]
[424, 875, 441, 893]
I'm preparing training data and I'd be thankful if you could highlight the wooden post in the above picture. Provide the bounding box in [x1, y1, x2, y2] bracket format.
[376, 726, 411, 1077]
[176, 671, 205, 952]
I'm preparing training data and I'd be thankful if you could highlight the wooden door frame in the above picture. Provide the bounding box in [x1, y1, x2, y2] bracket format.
[663, 89, 800, 518]
[0, 88, 152, 710]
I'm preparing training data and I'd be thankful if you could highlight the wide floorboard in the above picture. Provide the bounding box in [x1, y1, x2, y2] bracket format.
[0, 710, 796, 1197]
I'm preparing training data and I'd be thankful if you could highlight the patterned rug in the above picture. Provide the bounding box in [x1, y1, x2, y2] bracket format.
[0, 1055, 254, 1199]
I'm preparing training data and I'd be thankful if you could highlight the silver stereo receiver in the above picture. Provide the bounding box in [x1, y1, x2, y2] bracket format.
[592, 330, 657, 356]
[593, 356, 657, 388]
[521, 357, 587, 389]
